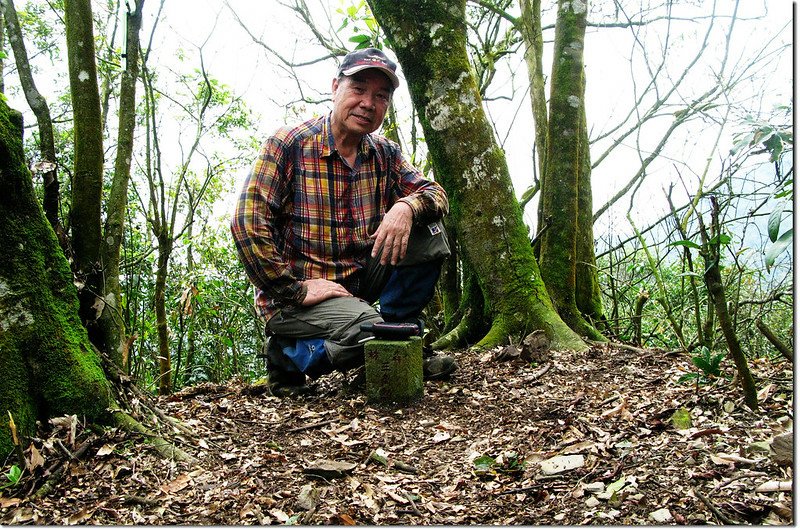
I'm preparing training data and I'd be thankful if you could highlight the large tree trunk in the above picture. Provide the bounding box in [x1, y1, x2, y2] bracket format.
[2, 0, 64, 245]
[99, 0, 145, 369]
[64, 0, 105, 348]
[574, 105, 606, 328]
[537, 0, 605, 341]
[0, 101, 113, 456]
[368, 0, 586, 351]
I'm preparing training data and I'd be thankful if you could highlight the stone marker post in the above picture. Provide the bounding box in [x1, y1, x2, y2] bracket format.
[364, 336, 423, 405]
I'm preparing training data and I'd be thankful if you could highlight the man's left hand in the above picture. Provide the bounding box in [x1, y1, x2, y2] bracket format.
[370, 201, 413, 265]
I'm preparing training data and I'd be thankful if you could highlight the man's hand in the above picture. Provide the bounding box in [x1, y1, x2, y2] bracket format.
[370, 201, 413, 265]
[301, 278, 352, 306]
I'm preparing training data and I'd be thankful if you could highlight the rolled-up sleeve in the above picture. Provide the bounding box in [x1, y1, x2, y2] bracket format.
[230, 135, 307, 305]
[391, 150, 449, 223]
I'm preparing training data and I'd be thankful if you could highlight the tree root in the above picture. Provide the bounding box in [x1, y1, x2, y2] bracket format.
[111, 410, 196, 464]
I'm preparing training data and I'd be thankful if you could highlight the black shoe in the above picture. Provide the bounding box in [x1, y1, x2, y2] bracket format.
[269, 379, 314, 398]
[263, 336, 309, 396]
[423, 354, 457, 380]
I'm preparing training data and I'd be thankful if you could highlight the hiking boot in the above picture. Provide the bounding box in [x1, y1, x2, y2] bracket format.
[263, 336, 309, 397]
[423, 354, 457, 380]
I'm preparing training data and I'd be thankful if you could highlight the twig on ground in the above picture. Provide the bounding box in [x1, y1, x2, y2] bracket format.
[694, 489, 740, 525]
[287, 419, 335, 433]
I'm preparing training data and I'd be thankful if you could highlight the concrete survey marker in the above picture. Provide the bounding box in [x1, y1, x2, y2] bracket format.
[364, 336, 423, 406]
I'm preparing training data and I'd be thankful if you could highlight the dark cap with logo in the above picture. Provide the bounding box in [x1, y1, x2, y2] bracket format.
[338, 47, 400, 89]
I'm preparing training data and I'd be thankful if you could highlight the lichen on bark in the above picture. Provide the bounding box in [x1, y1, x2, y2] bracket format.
[368, 0, 586, 351]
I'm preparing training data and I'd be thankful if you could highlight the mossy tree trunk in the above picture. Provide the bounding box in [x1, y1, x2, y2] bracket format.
[0, 101, 114, 456]
[64, 0, 106, 349]
[574, 105, 606, 329]
[537, 0, 605, 342]
[368, 0, 586, 351]
[519, 0, 548, 218]
[2, 0, 65, 246]
[99, 0, 145, 370]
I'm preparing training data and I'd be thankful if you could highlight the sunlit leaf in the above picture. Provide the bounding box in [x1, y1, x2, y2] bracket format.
[668, 239, 701, 250]
[767, 203, 785, 242]
[765, 229, 793, 270]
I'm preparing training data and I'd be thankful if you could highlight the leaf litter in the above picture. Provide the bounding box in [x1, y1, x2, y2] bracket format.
[0, 344, 793, 524]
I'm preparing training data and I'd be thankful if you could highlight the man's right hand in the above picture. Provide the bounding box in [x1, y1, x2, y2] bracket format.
[300, 278, 353, 306]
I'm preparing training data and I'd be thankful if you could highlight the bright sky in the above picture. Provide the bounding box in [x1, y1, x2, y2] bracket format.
[149, 1, 793, 239]
[7, 0, 793, 251]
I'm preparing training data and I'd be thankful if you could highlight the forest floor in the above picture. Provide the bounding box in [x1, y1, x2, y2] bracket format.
[0, 342, 794, 525]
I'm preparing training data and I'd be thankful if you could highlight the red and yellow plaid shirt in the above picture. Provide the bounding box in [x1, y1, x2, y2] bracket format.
[231, 114, 449, 321]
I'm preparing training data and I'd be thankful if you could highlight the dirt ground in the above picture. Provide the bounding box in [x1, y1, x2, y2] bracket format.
[0, 342, 793, 525]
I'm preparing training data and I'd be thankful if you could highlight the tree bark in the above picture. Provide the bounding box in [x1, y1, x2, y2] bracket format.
[518, 0, 548, 229]
[64, 0, 105, 347]
[699, 197, 758, 411]
[574, 105, 606, 328]
[538, 0, 605, 341]
[368, 0, 586, 351]
[99, 0, 145, 369]
[755, 319, 793, 363]
[2, 0, 64, 244]
[155, 237, 172, 395]
[0, 100, 113, 456]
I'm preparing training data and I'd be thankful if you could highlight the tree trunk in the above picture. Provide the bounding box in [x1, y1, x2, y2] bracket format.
[99, 0, 145, 369]
[574, 105, 606, 328]
[518, 0, 548, 226]
[368, 0, 586, 351]
[538, 0, 604, 341]
[155, 237, 172, 395]
[64, 0, 105, 347]
[699, 198, 758, 411]
[2, 0, 64, 244]
[0, 100, 113, 456]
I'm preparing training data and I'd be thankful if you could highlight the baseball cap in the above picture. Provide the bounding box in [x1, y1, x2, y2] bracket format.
[338, 47, 400, 89]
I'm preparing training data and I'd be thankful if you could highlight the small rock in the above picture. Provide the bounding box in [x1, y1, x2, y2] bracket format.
[539, 455, 584, 475]
[649, 508, 673, 523]
[585, 496, 600, 508]
[303, 460, 357, 479]
[769, 431, 793, 466]
[553, 513, 566, 521]
[584, 481, 605, 493]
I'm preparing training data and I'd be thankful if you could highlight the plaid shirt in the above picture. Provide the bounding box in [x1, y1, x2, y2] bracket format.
[231, 114, 449, 321]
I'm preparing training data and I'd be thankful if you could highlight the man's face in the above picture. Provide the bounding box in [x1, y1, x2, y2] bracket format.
[331, 70, 393, 138]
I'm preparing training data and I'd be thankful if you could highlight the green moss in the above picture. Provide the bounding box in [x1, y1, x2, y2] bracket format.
[0, 99, 113, 456]
[369, 0, 587, 351]
[365, 337, 423, 406]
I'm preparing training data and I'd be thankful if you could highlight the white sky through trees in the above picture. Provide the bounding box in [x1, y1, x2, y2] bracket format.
[6, 0, 793, 257]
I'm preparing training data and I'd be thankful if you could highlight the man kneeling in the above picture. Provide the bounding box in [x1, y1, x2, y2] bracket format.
[230, 48, 456, 396]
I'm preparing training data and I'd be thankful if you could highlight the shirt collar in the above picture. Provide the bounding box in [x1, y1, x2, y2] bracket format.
[321, 113, 377, 160]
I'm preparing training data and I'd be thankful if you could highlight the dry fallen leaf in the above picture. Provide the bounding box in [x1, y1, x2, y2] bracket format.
[28, 444, 45, 471]
[96, 443, 116, 457]
[160, 473, 192, 494]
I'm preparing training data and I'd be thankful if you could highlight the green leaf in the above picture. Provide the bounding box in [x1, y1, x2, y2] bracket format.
[767, 203, 784, 242]
[709, 233, 732, 247]
[678, 373, 700, 383]
[606, 476, 627, 495]
[5, 465, 22, 485]
[472, 455, 498, 477]
[765, 228, 793, 270]
[668, 239, 701, 250]
[348, 34, 370, 44]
